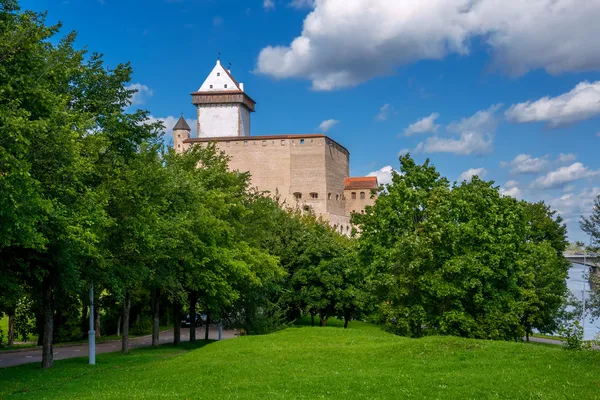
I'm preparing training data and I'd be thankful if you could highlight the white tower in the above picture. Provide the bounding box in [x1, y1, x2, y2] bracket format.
[191, 59, 256, 138]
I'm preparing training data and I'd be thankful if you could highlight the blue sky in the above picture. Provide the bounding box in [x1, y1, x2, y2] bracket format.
[22, 0, 600, 241]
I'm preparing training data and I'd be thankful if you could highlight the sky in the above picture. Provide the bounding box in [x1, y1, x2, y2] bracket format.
[21, 0, 600, 242]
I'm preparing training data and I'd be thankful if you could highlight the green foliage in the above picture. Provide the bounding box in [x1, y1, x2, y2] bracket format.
[356, 154, 570, 340]
[559, 320, 584, 350]
[14, 297, 35, 342]
[131, 315, 153, 336]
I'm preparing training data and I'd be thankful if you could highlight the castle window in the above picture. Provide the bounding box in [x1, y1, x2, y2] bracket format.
[210, 85, 213, 89]
[351, 192, 357, 200]
[262, 140, 266, 146]
[361, 210, 365, 214]
[224, 84, 228, 88]
[226, 141, 230, 147]
[300, 139, 305, 144]
[346, 226, 350, 233]
[293, 192, 302, 200]
[335, 194, 339, 201]
[303, 205, 310, 212]
[281, 140, 286, 146]
[360, 192, 366, 199]
[244, 141, 248, 146]
[328, 193, 332, 200]
[217, 72, 220, 76]
[310, 192, 318, 199]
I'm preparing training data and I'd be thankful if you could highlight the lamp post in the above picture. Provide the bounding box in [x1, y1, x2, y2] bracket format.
[89, 283, 96, 365]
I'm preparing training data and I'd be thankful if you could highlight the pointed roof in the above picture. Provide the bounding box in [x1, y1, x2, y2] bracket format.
[197, 60, 242, 92]
[173, 116, 191, 131]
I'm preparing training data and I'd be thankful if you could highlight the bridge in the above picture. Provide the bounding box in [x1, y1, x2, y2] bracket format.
[564, 253, 599, 268]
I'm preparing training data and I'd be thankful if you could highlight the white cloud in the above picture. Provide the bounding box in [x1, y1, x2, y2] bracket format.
[126, 83, 153, 106]
[459, 168, 487, 182]
[289, 0, 313, 9]
[500, 186, 522, 199]
[504, 180, 519, 189]
[549, 187, 600, 221]
[146, 115, 198, 144]
[500, 154, 549, 175]
[531, 162, 600, 189]
[367, 165, 397, 186]
[256, 0, 600, 90]
[263, 0, 275, 10]
[505, 81, 600, 127]
[557, 153, 577, 164]
[375, 104, 393, 121]
[403, 113, 439, 136]
[414, 105, 500, 156]
[318, 119, 339, 132]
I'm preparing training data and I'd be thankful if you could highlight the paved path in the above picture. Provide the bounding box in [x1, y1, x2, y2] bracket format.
[0, 326, 237, 368]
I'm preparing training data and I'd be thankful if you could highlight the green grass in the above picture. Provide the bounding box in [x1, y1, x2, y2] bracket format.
[2, 322, 600, 399]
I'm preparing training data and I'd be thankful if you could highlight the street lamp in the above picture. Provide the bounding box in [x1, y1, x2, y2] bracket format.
[89, 283, 96, 365]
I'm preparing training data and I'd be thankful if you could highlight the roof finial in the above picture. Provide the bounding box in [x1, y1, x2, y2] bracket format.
[218, 51, 221, 61]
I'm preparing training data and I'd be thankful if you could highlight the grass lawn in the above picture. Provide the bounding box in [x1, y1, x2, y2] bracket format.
[1, 321, 600, 399]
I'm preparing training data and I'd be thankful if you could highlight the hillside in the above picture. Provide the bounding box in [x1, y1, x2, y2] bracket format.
[1, 322, 599, 399]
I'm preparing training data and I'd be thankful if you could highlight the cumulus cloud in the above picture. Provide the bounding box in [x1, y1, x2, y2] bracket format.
[263, 0, 275, 10]
[256, 0, 600, 90]
[500, 186, 522, 199]
[459, 167, 487, 182]
[289, 0, 314, 8]
[413, 105, 501, 156]
[403, 113, 439, 136]
[505, 81, 600, 127]
[500, 154, 549, 175]
[549, 187, 600, 221]
[126, 83, 153, 105]
[557, 153, 577, 164]
[375, 104, 393, 121]
[367, 165, 397, 186]
[531, 162, 600, 189]
[318, 119, 339, 132]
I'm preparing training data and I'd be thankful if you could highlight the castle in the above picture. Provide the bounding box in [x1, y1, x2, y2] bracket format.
[173, 59, 377, 234]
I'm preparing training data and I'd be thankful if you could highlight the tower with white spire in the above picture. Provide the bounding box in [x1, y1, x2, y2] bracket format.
[191, 59, 255, 138]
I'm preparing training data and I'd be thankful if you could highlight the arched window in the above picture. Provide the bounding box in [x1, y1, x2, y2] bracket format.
[293, 192, 302, 200]
[224, 84, 228, 88]
[351, 192, 357, 200]
[335, 194, 339, 201]
[360, 192, 366, 199]
[328, 193, 332, 200]
[310, 192, 318, 199]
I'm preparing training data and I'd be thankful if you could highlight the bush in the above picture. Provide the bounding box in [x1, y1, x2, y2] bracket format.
[131, 315, 152, 336]
[0, 326, 4, 346]
[559, 321, 584, 350]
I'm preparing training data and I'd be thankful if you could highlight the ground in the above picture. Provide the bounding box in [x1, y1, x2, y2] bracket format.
[1, 320, 600, 399]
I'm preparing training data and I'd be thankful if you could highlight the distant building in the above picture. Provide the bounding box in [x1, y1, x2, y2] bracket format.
[173, 59, 377, 234]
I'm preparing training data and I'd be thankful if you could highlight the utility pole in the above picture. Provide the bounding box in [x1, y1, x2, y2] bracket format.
[89, 283, 96, 365]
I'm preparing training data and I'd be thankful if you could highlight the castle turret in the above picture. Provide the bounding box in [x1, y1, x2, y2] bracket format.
[173, 115, 191, 153]
[191, 59, 256, 138]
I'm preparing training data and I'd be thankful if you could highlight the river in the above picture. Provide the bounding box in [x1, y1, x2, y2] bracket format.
[567, 263, 597, 340]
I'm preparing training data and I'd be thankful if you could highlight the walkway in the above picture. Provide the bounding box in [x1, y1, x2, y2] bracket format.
[0, 326, 238, 368]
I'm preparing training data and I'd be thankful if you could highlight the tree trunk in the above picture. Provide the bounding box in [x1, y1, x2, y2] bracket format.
[7, 313, 15, 345]
[41, 283, 54, 369]
[526, 332, 530, 342]
[94, 303, 101, 339]
[344, 315, 349, 329]
[117, 315, 121, 337]
[173, 302, 181, 346]
[122, 294, 131, 353]
[151, 288, 160, 348]
[204, 312, 210, 341]
[311, 312, 315, 327]
[189, 293, 197, 342]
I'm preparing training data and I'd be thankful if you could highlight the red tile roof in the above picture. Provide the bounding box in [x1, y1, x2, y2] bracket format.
[344, 177, 378, 190]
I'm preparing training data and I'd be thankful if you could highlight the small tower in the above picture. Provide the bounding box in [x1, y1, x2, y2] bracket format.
[173, 115, 191, 153]
[191, 59, 256, 138]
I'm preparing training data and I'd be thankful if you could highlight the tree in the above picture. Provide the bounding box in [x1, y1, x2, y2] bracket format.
[355, 154, 569, 340]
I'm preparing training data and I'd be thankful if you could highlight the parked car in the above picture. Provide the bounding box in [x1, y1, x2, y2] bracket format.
[180, 313, 208, 327]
